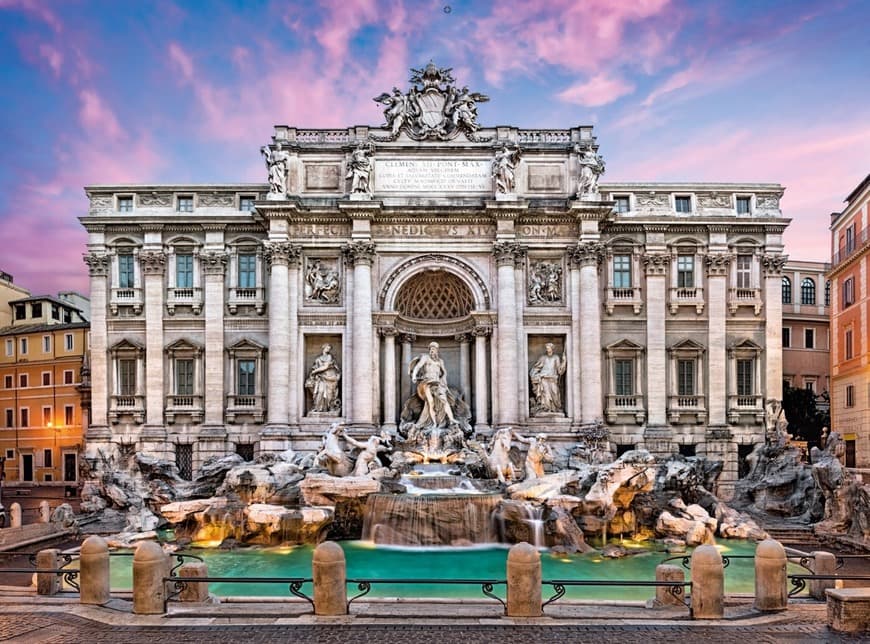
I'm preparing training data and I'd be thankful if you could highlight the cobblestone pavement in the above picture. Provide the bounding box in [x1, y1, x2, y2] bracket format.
[0, 612, 866, 644]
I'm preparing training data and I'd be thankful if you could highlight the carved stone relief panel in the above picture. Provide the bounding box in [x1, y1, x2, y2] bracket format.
[198, 193, 235, 208]
[527, 259, 564, 305]
[304, 257, 341, 305]
[305, 164, 342, 190]
[526, 164, 564, 192]
[138, 193, 172, 207]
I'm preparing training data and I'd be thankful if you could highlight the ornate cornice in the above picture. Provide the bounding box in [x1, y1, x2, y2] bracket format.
[341, 240, 377, 266]
[200, 251, 228, 275]
[761, 253, 788, 276]
[263, 241, 302, 268]
[140, 250, 166, 275]
[83, 253, 110, 277]
[568, 241, 605, 268]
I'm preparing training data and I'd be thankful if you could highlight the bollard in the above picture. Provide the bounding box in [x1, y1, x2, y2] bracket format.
[312, 541, 347, 615]
[38, 501, 51, 524]
[133, 541, 170, 614]
[178, 562, 210, 602]
[655, 563, 686, 607]
[691, 545, 724, 619]
[36, 549, 60, 595]
[80, 535, 111, 605]
[810, 551, 837, 600]
[754, 539, 788, 611]
[506, 542, 542, 617]
[9, 503, 21, 528]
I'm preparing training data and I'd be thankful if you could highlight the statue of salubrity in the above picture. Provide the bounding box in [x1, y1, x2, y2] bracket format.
[305, 344, 341, 415]
[529, 343, 567, 416]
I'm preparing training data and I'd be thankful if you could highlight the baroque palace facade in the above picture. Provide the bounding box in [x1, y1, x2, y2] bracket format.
[80, 65, 787, 496]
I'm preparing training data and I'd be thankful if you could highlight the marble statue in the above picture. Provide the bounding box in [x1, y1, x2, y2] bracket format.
[492, 143, 521, 194]
[529, 343, 566, 416]
[373, 87, 415, 136]
[576, 144, 605, 196]
[410, 342, 457, 430]
[261, 143, 289, 195]
[528, 261, 563, 304]
[347, 143, 374, 196]
[314, 423, 353, 477]
[341, 429, 391, 477]
[486, 427, 516, 484]
[445, 85, 487, 133]
[764, 398, 790, 446]
[304, 259, 340, 304]
[512, 431, 553, 480]
[305, 344, 341, 414]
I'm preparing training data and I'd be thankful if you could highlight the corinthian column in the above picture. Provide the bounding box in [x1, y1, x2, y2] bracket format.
[140, 250, 166, 434]
[705, 252, 732, 426]
[380, 327, 398, 430]
[571, 242, 604, 423]
[201, 252, 227, 428]
[762, 253, 787, 401]
[83, 253, 110, 436]
[472, 326, 491, 431]
[643, 252, 670, 426]
[343, 241, 376, 428]
[493, 242, 521, 425]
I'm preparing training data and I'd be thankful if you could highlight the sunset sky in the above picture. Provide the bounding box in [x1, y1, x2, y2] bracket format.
[1, 0, 868, 297]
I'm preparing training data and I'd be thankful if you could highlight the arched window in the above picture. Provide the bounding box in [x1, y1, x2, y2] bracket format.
[801, 278, 816, 305]
[825, 280, 831, 307]
[781, 277, 792, 304]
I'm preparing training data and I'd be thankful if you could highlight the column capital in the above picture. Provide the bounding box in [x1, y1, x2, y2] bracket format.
[263, 240, 302, 268]
[454, 333, 471, 343]
[492, 241, 525, 267]
[378, 326, 399, 338]
[83, 252, 110, 277]
[642, 252, 670, 276]
[399, 333, 416, 344]
[140, 250, 166, 275]
[761, 253, 788, 276]
[705, 252, 733, 277]
[201, 251, 228, 276]
[471, 326, 492, 338]
[341, 240, 376, 266]
[568, 241, 605, 268]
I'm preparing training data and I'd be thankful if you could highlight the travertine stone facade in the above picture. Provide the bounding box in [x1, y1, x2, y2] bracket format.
[80, 69, 788, 495]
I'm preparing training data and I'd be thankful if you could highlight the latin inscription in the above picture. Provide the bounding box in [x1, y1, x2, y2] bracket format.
[288, 224, 350, 237]
[375, 158, 491, 192]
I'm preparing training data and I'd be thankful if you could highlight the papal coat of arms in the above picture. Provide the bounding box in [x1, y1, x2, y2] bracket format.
[373, 62, 490, 141]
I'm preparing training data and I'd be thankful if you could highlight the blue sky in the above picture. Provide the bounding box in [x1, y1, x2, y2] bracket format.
[1, 0, 868, 295]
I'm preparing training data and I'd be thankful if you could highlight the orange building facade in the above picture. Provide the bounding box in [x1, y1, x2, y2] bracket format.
[829, 173, 870, 468]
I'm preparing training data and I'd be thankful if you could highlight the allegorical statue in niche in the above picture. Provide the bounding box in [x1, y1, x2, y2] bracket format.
[491, 143, 521, 194]
[305, 344, 341, 414]
[512, 431, 554, 480]
[576, 144, 605, 196]
[347, 143, 374, 196]
[529, 343, 567, 416]
[304, 259, 340, 304]
[261, 143, 290, 195]
[528, 261, 563, 304]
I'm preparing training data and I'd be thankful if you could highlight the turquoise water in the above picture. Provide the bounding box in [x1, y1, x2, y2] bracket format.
[106, 539, 799, 601]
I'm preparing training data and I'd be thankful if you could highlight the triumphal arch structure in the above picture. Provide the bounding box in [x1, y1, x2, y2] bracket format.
[81, 63, 788, 496]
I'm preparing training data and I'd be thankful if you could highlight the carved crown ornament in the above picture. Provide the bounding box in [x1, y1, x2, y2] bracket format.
[492, 241, 526, 266]
[372, 62, 491, 142]
[83, 252, 110, 276]
[568, 241, 605, 267]
[341, 240, 377, 266]
[642, 252, 670, 276]
[761, 253, 788, 276]
[705, 252, 733, 276]
[139, 250, 166, 275]
[263, 241, 302, 267]
[200, 251, 228, 275]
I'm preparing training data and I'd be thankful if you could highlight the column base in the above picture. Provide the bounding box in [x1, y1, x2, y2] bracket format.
[140, 424, 167, 440]
[85, 425, 113, 440]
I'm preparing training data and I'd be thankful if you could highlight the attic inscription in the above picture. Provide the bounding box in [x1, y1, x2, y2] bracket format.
[375, 158, 491, 192]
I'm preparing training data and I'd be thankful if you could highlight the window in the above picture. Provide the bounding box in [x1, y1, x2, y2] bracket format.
[782, 327, 791, 348]
[843, 277, 855, 307]
[44, 448, 52, 468]
[64, 405, 73, 426]
[175, 253, 193, 288]
[845, 329, 854, 360]
[614, 360, 633, 395]
[19, 338, 27, 355]
[804, 328, 815, 349]
[801, 278, 816, 305]
[825, 280, 831, 307]
[781, 277, 792, 303]
[4, 339, 12, 356]
[177, 196, 194, 212]
[677, 255, 694, 288]
[674, 195, 692, 213]
[63, 309, 71, 323]
[612, 254, 631, 288]
[846, 384, 855, 408]
[238, 253, 256, 288]
[176, 444, 193, 481]
[51, 304, 59, 320]
[804, 378, 816, 393]
[119, 359, 137, 395]
[6, 449, 13, 459]
[31, 302, 42, 317]
[845, 224, 856, 253]
[18, 374, 27, 388]
[736, 359, 754, 396]
[176, 359, 194, 395]
[41, 372, 50, 386]
[238, 360, 256, 395]
[239, 196, 256, 212]
[42, 407, 51, 426]
[4, 409, 12, 428]
[736, 254, 752, 288]
[736, 196, 751, 214]
[65, 333, 73, 351]
[613, 196, 630, 213]
[63, 370, 74, 385]
[3, 375, 11, 388]
[118, 253, 135, 288]
[14, 304, 25, 320]
[677, 360, 695, 396]
[20, 408, 29, 428]
[118, 196, 133, 212]
[42, 335, 51, 353]
[63, 453, 77, 482]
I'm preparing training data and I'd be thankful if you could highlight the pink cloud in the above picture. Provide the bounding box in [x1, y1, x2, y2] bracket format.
[78, 89, 123, 140]
[38, 43, 63, 76]
[0, 0, 63, 32]
[558, 73, 635, 107]
[168, 42, 194, 82]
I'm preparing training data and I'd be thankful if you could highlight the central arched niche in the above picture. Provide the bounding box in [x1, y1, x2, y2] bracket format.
[394, 269, 474, 321]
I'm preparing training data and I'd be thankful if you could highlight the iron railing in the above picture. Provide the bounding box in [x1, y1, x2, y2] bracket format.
[164, 575, 314, 612]
[542, 579, 692, 614]
[346, 577, 507, 611]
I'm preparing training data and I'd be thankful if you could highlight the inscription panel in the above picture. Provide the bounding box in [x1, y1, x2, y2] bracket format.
[373, 223, 495, 238]
[375, 158, 491, 193]
[305, 164, 341, 190]
[527, 164, 564, 191]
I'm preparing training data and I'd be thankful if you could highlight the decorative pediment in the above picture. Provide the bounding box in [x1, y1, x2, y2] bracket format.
[165, 338, 202, 355]
[729, 338, 762, 351]
[668, 338, 706, 355]
[605, 338, 645, 356]
[110, 338, 144, 353]
[227, 338, 266, 353]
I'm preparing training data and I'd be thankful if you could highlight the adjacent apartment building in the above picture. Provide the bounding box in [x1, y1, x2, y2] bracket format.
[781, 260, 830, 395]
[829, 173, 870, 468]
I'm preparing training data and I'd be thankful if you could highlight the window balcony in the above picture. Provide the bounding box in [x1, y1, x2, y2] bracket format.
[604, 286, 643, 315]
[667, 394, 707, 424]
[605, 394, 646, 424]
[226, 394, 265, 423]
[727, 394, 764, 424]
[227, 286, 266, 315]
[728, 287, 762, 315]
[108, 394, 145, 424]
[164, 394, 204, 424]
[110, 287, 143, 315]
[668, 287, 705, 314]
[166, 286, 203, 315]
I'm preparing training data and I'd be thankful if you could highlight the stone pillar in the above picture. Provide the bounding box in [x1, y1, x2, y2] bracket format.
[691, 544, 724, 619]
[568, 260, 582, 422]
[178, 562, 210, 602]
[38, 500, 50, 523]
[133, 541, 170, 615]
[571, 242, 604, 423]
[400, 334, 415, 404]
[457, 334, 471, 402]
[472, 327, 490, 431]
[312, 541, 347, 615]
[344, 241, 376, 428]
[381, 328, 398, 431]
[201, 252, 228, 428]
[762, 254, 786, 401]
[9, 502, 21, 528]
[287, 250, 301, 427]
[36, 549, 60, 595]
[705, 252, 731, 426]
[493, 242, 521, 426]
[754, 539, 788, 611]
[83, 253, 110, 431]
[506, 542, 542, 617]
[80, 535, 110, 605]
[643, 252, 669, 427]
[139, 250, 166, 431]
[810, 551, 837, 600]
[655, 564, 686, 607]
[264, 242, 300, 431]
